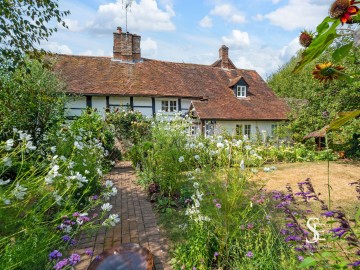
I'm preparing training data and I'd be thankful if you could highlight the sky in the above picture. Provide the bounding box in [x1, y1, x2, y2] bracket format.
[43, 0, 331, 79]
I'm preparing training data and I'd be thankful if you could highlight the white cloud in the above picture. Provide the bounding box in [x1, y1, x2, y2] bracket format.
[252, 14, 264, 21]
[142, 37, 158, 58]
[264, 0, 328, 31]
[279, 37, 301, 60]
[62, 19, 84, 32]
[199, 16, 213, 28]
[42, 42, 73, 54]
[89, 0, 175, 33]
[210, 4, 246, 23]
[222, 30, 250, 48]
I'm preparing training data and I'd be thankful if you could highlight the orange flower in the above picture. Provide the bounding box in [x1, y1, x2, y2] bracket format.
[299, 31, 314, 47]
[312, 62, 345, 83]
[329, 0, 359, 24]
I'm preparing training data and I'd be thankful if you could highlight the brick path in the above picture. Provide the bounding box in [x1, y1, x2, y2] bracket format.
[74, 161, 171, 270]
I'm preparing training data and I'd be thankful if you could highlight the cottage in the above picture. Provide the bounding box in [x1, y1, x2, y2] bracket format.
[54, 27, 289, 137]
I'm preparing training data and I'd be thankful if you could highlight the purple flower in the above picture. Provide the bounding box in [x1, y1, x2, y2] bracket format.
[72, 212, 80, 217]
[214, 252, 219, 257]
[247, 223, 254, 229]
[298, 256, 304, 261]
[215, 203, 221, 209]
[70, 239, 77, 246]
[90, 195, 99, 200]
[49, 250, 62, 260]
[321, 211, 335, 217]
[54, 259, 69, 270]
[62, 235, 71, 242]
[286, 223, 296, 227]
[68, 253, 81, 265]
[213, 199, 218, 203]
[246, 251, 253, 258]
[85, 249, 94, 256]
[285, 235, 302, 242]
[348, 261, 360, 267]
[280, 229, 289, 235]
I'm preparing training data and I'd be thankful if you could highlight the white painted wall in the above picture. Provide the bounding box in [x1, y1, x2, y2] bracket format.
[181, 99, 192, 113]
[214, 120, 281, 139]
[92, 96, 107, 116]
[133, 97, 152, 106]
[65, 96, 86, 117]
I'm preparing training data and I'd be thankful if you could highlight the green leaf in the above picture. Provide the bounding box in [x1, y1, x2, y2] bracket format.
[294, 19, 340, 73]
[298, 257, 317, 268]
[316, 17, 336, 35]
[328, 110, 360, 131]
[355, 207, 360, 226]
[332, 43, 353, 62]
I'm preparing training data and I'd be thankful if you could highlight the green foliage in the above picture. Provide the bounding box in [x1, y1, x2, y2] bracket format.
[0, 111, 118, 269]
[294, 17, 340, 73]
[0, 59, 66, 143]
[0, 0, 69, 70]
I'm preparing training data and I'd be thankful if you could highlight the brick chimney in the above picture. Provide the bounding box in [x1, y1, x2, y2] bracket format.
[219, 45, 229, 69]
[113, 27, 141, 62]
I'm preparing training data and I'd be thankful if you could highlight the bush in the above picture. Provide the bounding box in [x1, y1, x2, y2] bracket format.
[0, 59, 66, 143]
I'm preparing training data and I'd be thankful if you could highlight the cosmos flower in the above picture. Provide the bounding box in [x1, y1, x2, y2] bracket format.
[312, 62, 345, 83]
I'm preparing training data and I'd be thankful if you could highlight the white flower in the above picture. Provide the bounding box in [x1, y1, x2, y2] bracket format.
[194, 155, 200, 160]
[245, 145, 252, 150]
[193, 182, 199, 189]
[209, 150, 217, 156]
[198, 142, 204, 148]
[68, 161, 75, 169]
[101, 203, 113, 212]
[0, 179, 11, 185]
[25, 141, 36, 151]
[240, 159, 245, 170]
[2, 157, 12, 167]
[19, 132, 32, 141]
[194, 199, 200, 208]
[110, 187, 117, 196]
[216, 142, 224, 148]
[97, 167, 103, 176]
[5, 139, 14, 151]
[263, 167, 271, 172]
[60, 156, 67, 161]
[105, 180, 114, 188]
[50, 146, 57, 153]
[270, 166, 276, 170]
[84, 170, 90, 175]
[11, 183, 27, 200]
[53, 191, 62, 205]
[74, 141, 83, 150]
[178, 156, 185, 163]
[102, 214, 120, 227]
[196, 189, 203, 201]
[4, 199, 11, 205]
[251, 168, 258, 173]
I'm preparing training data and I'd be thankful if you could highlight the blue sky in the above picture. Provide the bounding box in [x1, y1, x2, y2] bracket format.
[44, 0, 330, 78]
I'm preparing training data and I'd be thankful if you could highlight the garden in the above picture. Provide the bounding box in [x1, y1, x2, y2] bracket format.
[0, 0, 360, 269]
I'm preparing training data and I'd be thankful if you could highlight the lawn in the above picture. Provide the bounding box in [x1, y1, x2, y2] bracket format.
[253, 161, 360, 215]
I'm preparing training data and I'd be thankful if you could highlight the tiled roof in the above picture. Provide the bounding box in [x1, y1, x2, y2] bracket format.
[54, 54, 289, 120]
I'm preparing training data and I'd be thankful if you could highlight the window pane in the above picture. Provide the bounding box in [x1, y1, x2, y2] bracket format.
[244, 124, 251, 136]
[161, 101, 168, 112]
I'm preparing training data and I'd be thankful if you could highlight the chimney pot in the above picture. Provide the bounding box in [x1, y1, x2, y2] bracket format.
[117, 27, 122, 34]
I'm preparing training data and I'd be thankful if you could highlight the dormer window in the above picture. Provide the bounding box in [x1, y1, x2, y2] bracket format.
[236, 85, 247, 98]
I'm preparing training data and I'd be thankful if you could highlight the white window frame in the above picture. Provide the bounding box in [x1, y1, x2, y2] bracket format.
[236, 85, 247, 98]
[244, 124, 251, 137]
[161, 100, 177, 112]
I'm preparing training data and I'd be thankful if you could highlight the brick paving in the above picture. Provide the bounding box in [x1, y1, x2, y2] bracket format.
[74, 161, 171, 270]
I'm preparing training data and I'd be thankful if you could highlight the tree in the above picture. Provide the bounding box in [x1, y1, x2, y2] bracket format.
[0, 59, 67, 142]
[0, 0, 69, 70]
